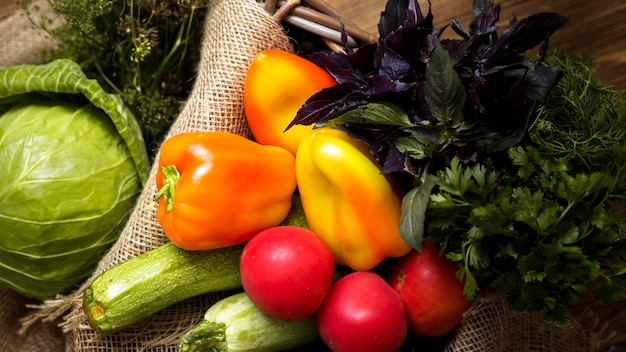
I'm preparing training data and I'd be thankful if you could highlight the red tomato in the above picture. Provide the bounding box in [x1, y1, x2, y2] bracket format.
[387, 244, 472, 337]
[316, 271, 407, 352]
[239, 226, 335, 321]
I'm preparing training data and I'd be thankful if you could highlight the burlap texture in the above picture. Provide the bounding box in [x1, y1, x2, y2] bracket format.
[0, 0, 61, 68]
[446, 292, 605, 352]
[0, 288, 64, 352]
[0, 0, 619, 351]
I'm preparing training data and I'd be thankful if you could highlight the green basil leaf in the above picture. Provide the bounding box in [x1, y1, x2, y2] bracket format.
[323, 101, 413, 127]
[399, 175, 437, 251]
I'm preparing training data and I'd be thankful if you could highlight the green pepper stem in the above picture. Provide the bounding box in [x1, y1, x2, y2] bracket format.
[155, 165, 180, 213]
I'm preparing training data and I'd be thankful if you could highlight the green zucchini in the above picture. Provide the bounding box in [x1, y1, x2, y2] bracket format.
[83, 193, 308, 333]
[178, 292, 320, 352]
[83, 242, 244, 333]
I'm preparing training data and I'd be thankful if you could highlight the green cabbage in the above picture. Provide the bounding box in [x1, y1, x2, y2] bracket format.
[0, 59, 150, 298]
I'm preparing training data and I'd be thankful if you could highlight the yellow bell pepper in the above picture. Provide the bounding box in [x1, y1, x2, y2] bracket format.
[243, 49, 336, 156]
[295, 127, 411, 271]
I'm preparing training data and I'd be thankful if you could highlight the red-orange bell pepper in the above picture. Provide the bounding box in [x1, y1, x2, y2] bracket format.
[295, 127, 412, 271]
[243, 49, 336, 155]
[155, 132, 297, 250]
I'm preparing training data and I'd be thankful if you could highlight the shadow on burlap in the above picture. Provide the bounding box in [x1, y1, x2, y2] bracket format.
[0, 0, 620, 351]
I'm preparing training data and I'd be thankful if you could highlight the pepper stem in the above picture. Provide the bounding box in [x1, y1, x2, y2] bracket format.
[155, 165, 180, 213]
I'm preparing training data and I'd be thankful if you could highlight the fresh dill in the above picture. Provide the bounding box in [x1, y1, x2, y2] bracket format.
[17, 0, 211, 158]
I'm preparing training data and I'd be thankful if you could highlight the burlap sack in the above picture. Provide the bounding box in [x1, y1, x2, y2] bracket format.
[0, 0, 620, 351]
[447, 292, 608, 352]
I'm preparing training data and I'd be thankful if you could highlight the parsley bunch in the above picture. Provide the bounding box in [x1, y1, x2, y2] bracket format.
[291, 0, 626, 325]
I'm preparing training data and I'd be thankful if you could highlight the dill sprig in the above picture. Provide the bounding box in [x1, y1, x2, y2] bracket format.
[17, 0, 211, 158]
[530, 51, 626, 173]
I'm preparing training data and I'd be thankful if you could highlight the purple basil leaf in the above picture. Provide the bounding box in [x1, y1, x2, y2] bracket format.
[471, 3, 501, 34]
[498, 13, 568, 56]
[378, 0, 409, 38]
[339, 22, 353, 54]
[472, 0, 494, 18]
[441, 39, 471, 66]
[350, 43, 378, 72]
[377, 46, 414, 82]
[450, 18, 469, 40]
[382, 144, 409, 174]
[378, 0, 433, 61]
[328, 68, 368, 87]
[368, 75, 415, 96]
[424, 41, 467, 124]
[288, 85, 367, 129]
[455, 143, 478, 163]
[378, 0, 430, 39]
[535, 38, 550, 66]
[307, 49, 371, 87]
[306, 51, 352, 74]
[522, 66, 562, 102]
[426, 27, 446, 53]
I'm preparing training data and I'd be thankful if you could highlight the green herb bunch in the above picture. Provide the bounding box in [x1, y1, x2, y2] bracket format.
[426, 52, 626, 325]
[290, 0, 626, 325]
[18, 0, 211, 156]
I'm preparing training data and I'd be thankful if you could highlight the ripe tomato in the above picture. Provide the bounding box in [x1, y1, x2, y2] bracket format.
[239, 225, 335, 321]
[387, 244, 472, 337]
[316, 271, 407, 352]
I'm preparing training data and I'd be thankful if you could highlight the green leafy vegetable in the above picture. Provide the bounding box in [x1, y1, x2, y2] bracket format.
[0, 59, 150, 298]
[425, 53, 626, 325]
[399, 175, 437, 251]
[289, 0, 626, 325]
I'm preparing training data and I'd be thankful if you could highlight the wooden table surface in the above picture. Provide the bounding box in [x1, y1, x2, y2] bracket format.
[0, 0, 15, 20]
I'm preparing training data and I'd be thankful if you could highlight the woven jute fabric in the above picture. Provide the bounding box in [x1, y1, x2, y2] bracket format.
[0, 288, 64, 352]
[0, 0, 618, 351]
[446, 292, 605, 352]
[0, 0, 60, 69]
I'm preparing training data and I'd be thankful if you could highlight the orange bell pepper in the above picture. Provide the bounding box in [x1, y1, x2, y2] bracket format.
[155, 132, 297, 250]
[243, 49, 336, 155]
[295, 127, 412, 271]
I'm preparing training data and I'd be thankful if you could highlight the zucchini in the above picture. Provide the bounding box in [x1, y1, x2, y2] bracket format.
[178, 292, 319, 352]
[83, 193, 308, 333]
[83, 242, 243, 333]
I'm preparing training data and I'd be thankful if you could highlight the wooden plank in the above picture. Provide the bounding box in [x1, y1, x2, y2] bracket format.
[0, 0, 15, 20]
